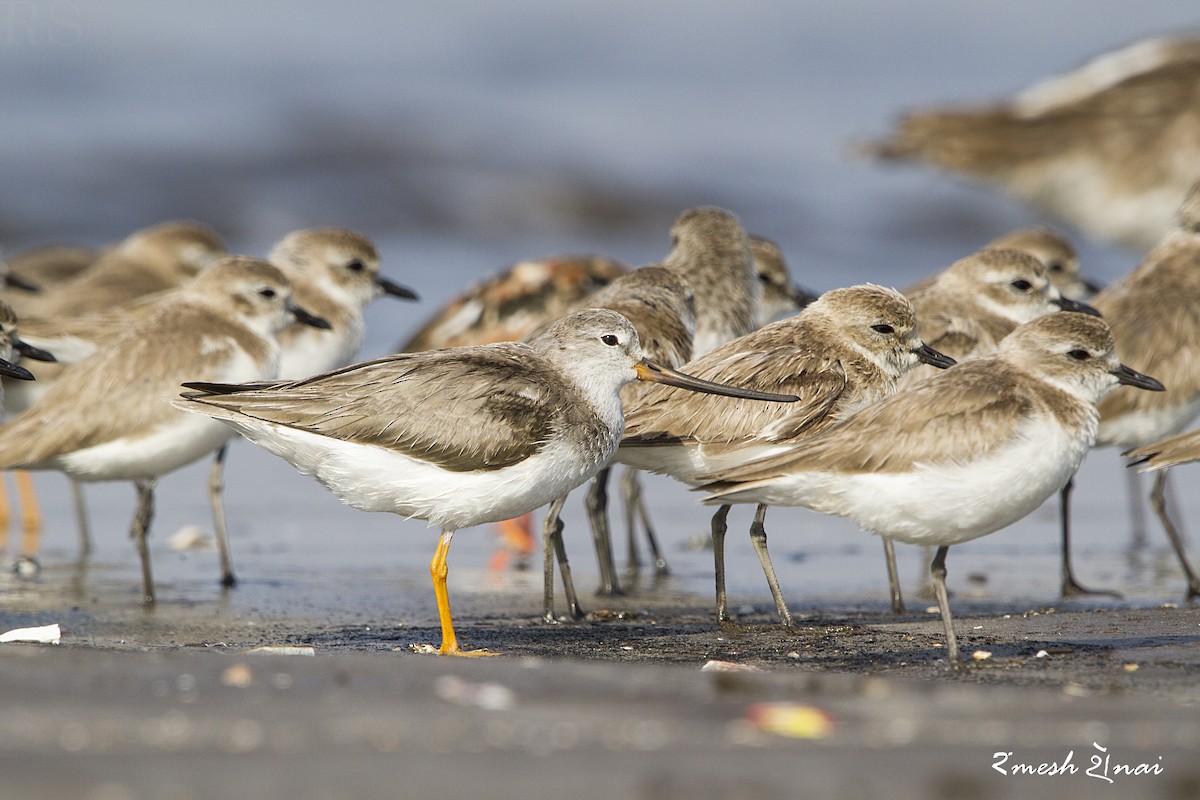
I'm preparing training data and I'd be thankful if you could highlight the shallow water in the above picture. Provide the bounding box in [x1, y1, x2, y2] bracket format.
[3, 2, 1200, 620]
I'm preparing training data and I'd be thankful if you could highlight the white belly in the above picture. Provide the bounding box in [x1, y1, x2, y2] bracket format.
[56, 414, 235, 482]
[1097, 396, 1200, 449]
[710, 415, 1094, 547]
[216, 418, 614, 531]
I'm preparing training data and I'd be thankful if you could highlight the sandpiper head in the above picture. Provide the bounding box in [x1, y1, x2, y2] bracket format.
[268, 228, 417, 310]
[0, 299, 48, 380]
[1000, 312, 1164, 402]
[945, 248, 1098, 324]
[116, 220, 226, 278]
[530, 308, 798, 403]
[750, 235, 818, 323]
[189, 256, 329, 337]
[811, 284, 955, 377]
[988, 227, 1101, 297]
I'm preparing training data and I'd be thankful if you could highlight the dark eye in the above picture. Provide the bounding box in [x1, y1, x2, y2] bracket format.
[346, 259, 365, 273]
[1011, 279, 1033, 291]
[758, 273, 772, 284]
[871, 324, 894, 334]
[601, 334, 619, 346]
[1047, 262, 1063, 273]
[1068, 349, 1090, 361]
[259, 288, 277, 299]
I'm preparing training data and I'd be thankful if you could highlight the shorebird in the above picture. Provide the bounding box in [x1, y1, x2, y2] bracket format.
[891, 247, 1100, 609]
[0, 256, 326, 604]
[0, 297, 55, 561]
[867, 34, 1200, 251]
[1061, 184, 1200, 600]
[194, 228, 418, 588]
[0, 299, 53, 565]
[3, 244, 99, 295]
[986, 228, 1101, 299]
[619, 284, 954, 627]
[12, 220, 225, 319]
[527, 266, 698, 618]
[174, 308, 799, 656]
[700, 313, 1164, 667]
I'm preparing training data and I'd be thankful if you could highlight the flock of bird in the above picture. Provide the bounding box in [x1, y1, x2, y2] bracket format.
[3, 32, 1200, 668]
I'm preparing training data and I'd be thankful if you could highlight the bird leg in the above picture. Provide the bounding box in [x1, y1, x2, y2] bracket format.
[747, 504, 794, 628]
[711, 504, 732, 625]
[882, 537, 906, 614]
[71, 478, 92, 558]
[428, 528, 495, 656]
[14, 470, 41, 551]
[586, 467, 622, 595]
[1059, 477, 1122, 598]
[929, 546, 960, 669]
[620, 467, 669, 576]
[131, 479, 157, 606]
[1149, 470, 1200, 602]
[209, 444, 237, 588]
[542, 495, 584, 623]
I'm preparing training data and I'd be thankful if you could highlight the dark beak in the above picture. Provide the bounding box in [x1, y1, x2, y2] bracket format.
[0, 356, 34, 381]
[789, 285, 820, 309]
[1113, 363, 1165, 392]
[914, 342, 956, 369]
[1081, 275, 1105, 295]
[13, 336, 55, 363]
[288, 302, 331, 330]
[634, 358, 799, 402]
[4, 273, 40, 293]
[376, 275, 419, 301]
[1053, 296, 1102, 317]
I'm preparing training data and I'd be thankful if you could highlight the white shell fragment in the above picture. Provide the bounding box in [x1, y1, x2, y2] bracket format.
[0, 623, 61, 644]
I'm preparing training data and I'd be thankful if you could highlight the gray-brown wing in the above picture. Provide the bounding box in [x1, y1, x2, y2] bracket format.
[188, 344, 568, 472]
[703, 359, 1038, 484]
[622, 346, 851, 446]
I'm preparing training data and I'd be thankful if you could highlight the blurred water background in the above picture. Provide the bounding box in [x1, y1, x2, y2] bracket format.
[3, 1, 1200, 618]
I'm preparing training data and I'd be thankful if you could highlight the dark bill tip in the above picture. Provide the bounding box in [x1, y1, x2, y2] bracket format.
[289, 302, 331, 330]
[4, 273, 41, 293]
[1113, 363, 1165, 392]
[915, 342, 956, 369]
[634, 358, 799, 403]
[377, 276, 419, 301]
[1081, 276, 1105, 295]
[1053, 296, 1102, 317]
[0, 356, 35, 381]
[789, 285, 820, 309]
[14, 336, 56, 363]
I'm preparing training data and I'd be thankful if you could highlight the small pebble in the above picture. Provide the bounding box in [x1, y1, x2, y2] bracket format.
[971, 650, 992, 662]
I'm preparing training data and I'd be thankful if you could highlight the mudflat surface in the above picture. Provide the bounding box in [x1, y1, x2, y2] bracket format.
[2, 556, 1199, 800]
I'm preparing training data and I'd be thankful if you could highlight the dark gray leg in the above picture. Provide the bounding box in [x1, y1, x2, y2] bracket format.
[1059, 477, 1122, 598]
[131, 479, 157, 606]
[542, 495, 583, 623]
[882, 537, 905, 613]
[209, 444, 237, 588]
[620, 467, 669, 576]
[585, 467, 622, 595]
[711, 505, 732, 624]
[71, 479, 92, 558]
[929, 546, 959, 669]
[1149, 470, 1200, 602]
[748, 504, 794, 627]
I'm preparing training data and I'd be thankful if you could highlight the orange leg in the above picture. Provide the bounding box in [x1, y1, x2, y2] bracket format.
[0, 474, 10, 552]
[488, 513, 535, 572]
[15, 471, 42, 558]
[428, 529, 496, 657]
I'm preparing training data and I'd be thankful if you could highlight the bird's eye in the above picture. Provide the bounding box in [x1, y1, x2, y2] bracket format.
[346, 259, 365, 272]
[1068, 349, 1090, 361]
[259, 288, 277, 299]
[871, 324, 894, 334]
[601, 334, 619, 346]
[757, 273, 772, 284]
[1047, 262, 1063, 273]
[1011, 279, 1033, 291]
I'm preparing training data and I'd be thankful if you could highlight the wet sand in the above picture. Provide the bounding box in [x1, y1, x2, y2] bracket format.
[2, 546, 1199, 800]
